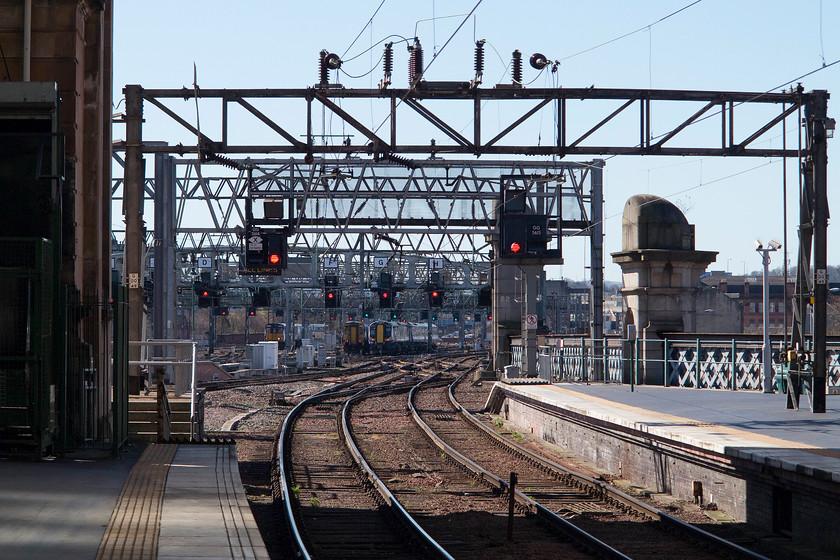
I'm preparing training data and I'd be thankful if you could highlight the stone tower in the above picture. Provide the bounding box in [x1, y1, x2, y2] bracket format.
[611, 195, 717, 384]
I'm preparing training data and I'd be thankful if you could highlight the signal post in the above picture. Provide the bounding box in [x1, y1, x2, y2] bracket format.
[493, 187, 560, 377]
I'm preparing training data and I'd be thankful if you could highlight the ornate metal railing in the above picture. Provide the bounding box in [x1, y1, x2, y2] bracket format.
[509, 337, 840, 392]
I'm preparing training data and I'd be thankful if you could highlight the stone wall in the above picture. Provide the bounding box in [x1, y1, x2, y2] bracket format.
[500, 391, 840, 554]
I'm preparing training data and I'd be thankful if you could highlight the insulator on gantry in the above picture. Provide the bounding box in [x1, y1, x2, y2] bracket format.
[319, 49, 329, 85]
[530, 52, 548, 70]
[408, 38, 423, 85]
[511, 50, 522, 84]
[473, 40, 485, 85]
[380, 42, 393, 89]
[384, 42, 393, 75]
[318, 50, 342, 86]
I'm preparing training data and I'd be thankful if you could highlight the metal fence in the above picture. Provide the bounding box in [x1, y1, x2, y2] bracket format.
[510, 337, 840, 392]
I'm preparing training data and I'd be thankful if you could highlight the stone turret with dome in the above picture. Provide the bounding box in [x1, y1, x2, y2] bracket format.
[612, 195, 718, 384]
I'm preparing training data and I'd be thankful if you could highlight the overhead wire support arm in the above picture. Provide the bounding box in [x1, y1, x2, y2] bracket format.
[127, 86, 808, 159]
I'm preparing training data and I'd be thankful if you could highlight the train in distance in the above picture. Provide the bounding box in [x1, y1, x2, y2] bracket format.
[343, 320, 437, 355]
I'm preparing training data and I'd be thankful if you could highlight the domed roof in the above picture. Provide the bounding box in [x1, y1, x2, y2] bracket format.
[622, 194, 694, 251]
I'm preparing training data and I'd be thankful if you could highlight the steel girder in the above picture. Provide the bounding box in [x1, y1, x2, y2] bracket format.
[116, 85, 806, 159]
[112, 157, 599, 263]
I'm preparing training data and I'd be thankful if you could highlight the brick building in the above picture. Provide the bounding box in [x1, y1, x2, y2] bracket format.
[699, 272, 794, 334]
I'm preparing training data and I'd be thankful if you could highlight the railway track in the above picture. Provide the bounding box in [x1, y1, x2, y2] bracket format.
[276, 356, 455, 560]
[408, 370, 771, 560]
[279, 355, 771, 559]
[201, 358, 388, 392]
[347, 361, 600, 559]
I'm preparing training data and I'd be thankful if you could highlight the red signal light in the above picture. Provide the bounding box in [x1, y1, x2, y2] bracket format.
[268, 253, 281, 265]
[327, 292, 334, 299]
[382, 291, 388, 298]
[510, 242, 522, 253]
[431, 291, 439, 298]
[202, 290, 209, 297]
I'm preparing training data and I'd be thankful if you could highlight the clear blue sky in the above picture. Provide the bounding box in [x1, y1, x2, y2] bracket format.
[113, 1, 840, 282]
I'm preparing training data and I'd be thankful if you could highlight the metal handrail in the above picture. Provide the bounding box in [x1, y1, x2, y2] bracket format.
[129, 339, 198, 440]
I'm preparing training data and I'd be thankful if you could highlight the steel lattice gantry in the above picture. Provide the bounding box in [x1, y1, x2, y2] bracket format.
[116, 83, 829, 411]
[111, 156, 600, 276]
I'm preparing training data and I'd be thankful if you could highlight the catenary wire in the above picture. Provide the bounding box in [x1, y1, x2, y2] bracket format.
[559, 0, 703, 62]
[341, 0, 388, 59]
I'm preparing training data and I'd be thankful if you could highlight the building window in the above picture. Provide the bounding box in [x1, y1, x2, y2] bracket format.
[750, 302, 756, 313]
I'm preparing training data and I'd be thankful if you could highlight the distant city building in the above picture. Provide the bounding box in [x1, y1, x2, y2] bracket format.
[603, 292, 624, 335]
[699, 271, 794, 334]
[544, 280, 590, 335]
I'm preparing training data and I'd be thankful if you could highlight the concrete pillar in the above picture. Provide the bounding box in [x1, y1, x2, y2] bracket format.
[523, 265, 540, 377]
[492, 263, 518, 372]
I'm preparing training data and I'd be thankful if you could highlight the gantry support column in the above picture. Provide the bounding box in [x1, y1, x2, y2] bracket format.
[590, 160, 605, 381]
[153, 153, 176, 381]
[123, 85, 145, 394]
[811, 91, 829, 413]
[492, 263, 518, 373]
[791, 90, 830, 412]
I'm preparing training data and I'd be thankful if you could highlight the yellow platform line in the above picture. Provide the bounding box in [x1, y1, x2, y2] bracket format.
[96, 444, 179, 560]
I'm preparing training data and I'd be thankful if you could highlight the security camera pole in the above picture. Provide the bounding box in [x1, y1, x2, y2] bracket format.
[756, 240, 781, 393]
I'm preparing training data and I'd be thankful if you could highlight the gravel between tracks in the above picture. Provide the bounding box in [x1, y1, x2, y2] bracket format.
[206, 372, 780, 559]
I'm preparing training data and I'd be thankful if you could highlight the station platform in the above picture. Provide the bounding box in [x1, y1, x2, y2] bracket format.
[0, 443, 269, 560]
[491, 382, 840, 477]
[486, 381, 840, 556]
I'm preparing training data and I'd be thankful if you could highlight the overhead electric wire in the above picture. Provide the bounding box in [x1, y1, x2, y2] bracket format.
[370, 0, 484, 138]
[559, 0, 703, 62]
[631, 57, 840, 150]
[421, 1, 483, 76]
[570, 160, 776, 237]
[343, 34, 411, 64]
[342, 0, 388, 59]
[340, 52, 386, 79]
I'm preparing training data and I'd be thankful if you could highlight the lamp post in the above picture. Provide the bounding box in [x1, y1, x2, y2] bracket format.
[756, 240, 781, 393]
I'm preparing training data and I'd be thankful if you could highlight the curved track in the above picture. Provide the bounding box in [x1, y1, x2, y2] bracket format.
[277, 357, 453, 560]
[275, 355, 770, 559]
[410, 370, 771, 560]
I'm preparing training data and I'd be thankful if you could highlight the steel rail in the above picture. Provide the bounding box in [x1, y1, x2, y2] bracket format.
[277, 368, 404, 560]
[409, 369, 632, 560]
[342, 385, 455, 560]
[447, 374, 772, 560]
[276, 354, 466, 559]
